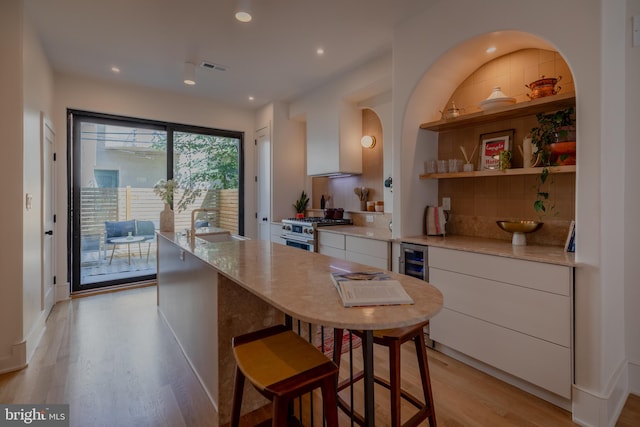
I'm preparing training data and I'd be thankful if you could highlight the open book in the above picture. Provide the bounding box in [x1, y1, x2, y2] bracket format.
[330, 271, 414, 307]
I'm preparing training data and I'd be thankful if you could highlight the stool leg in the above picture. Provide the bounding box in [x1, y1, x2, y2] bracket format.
[414, 334, 437, 427]
[231, 366, 245, 427]
[333, 328, 344, 365]
[321, 375, 339, 427]
[389, 340, 402, 427]
[272, 397, 289, 427]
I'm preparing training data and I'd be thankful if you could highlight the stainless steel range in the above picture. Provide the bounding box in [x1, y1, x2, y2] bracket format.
[281, 217, 352, 251]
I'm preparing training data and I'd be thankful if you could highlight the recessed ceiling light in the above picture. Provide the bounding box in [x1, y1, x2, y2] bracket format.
[316, 47, 325, 56]
[183, 62, 196, 85]
[248, 96, 254, 101]
[235, 0, 252, 22]
[486, 46, 497, 53]
[111, 66, 120, 73]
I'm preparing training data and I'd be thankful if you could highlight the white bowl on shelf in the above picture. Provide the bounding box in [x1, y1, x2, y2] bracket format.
[479, 86, 516, 111]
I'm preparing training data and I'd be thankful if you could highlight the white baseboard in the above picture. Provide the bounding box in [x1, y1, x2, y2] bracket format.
[0, 341, 27, 375]
[25, 309, 47, 363]
[55, 282, 70, 302]
[628, 359, 640, 395]
[572, 359, 629, 427]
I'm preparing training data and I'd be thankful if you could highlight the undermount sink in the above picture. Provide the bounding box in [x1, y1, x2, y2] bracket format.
[196, 230, 232, 242]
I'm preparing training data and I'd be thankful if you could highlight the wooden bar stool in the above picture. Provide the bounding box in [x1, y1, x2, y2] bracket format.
[333, 321, 437, 427]
[231, 324, 340, 427]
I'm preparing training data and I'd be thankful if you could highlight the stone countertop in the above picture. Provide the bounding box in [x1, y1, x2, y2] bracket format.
[316, 225, 392, 242]
[158, 232, 443, 330]
[399, 234, 576, 267]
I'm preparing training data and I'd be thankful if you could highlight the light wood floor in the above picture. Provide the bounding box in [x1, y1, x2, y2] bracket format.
[0, 286, 637, 426]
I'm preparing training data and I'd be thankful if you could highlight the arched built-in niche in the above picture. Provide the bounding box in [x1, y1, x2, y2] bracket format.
[404, 35, 576, 246]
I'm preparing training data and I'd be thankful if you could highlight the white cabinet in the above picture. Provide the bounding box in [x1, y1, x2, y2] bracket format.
[428, 247, 573, 399]
[318, 232, 390, 270]
[318, 231, 345, 259]
[345, 236, 390, 270]
[270, 222, 285, 245]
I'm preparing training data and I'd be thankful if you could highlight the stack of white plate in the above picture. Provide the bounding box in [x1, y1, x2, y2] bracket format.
[479, 87, 516, 111]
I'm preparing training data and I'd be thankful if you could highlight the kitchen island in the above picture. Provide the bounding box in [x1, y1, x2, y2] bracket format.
[156, 232, 443, 425]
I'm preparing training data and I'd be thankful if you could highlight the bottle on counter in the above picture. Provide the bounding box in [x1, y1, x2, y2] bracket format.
[320, 194, 325, 209]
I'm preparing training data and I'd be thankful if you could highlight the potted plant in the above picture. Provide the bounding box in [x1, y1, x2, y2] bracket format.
[529, 107, 575, 220]
[529, 107, 576, 166]
[533, 166, 558, 221]
[292, 191, 309, 218]
[153, 179, 201, 231]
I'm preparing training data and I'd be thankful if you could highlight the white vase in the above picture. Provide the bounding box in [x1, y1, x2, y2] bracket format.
[160, 203, 174, 232]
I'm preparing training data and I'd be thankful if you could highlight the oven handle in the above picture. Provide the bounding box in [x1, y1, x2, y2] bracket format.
[280, 234, 315, 245]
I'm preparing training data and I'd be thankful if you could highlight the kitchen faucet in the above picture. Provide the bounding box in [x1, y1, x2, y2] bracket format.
[190, 208, 220, 241]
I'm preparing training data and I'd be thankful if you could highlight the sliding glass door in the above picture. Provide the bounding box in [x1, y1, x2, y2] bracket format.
[172, 130, 242, 234]
[69, 112, 243, 293]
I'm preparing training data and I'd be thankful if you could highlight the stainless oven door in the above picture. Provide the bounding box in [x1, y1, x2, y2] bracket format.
[281, 234, 315, 252]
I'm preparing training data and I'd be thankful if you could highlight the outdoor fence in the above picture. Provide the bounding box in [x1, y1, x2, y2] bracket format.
[80, 186, 239, 251]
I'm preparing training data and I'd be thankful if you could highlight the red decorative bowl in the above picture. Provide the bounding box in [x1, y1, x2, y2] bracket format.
[550, 141, 576, 165]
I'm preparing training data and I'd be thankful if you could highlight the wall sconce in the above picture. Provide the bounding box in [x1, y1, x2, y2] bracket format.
[235, 0, 252, 22]
[361, 135, 376, 149]
[183, 62, 196, 85]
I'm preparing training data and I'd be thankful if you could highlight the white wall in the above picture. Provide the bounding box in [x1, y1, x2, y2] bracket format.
[392, 0, 629, 425]
[53, 73, 257, 290]
[0, 0, 26, 374]
[625, 0, 640, 396]
[22, 8, 55, 362]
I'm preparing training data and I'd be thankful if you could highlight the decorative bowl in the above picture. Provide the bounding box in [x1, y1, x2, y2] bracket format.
[479, 87, 516, 111]
[496, 220, 543, 245]
[526, 76, 562, 99]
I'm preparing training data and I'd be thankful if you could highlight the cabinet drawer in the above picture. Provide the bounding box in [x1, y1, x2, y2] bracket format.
[429, 247, 572, 295]
[345, 251, 389, 270]
[346, 236, 389, 259]
[319, 245, 345, 259]
[430, 268, 570, 346]
[318, 231, 345, 250]
[430, 308, 571, 398]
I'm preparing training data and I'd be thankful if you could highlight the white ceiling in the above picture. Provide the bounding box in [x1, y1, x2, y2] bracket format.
[24, 0, 431, 109]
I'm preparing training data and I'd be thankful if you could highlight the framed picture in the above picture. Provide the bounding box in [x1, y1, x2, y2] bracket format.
[564, 220, 576, 252]
[479, 129, 514, 170]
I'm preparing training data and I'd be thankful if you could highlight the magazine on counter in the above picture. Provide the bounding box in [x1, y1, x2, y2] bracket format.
[330, 271, 414, 307]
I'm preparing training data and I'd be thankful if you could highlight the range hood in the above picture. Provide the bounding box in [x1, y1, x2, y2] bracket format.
[306, 100, 362, 177]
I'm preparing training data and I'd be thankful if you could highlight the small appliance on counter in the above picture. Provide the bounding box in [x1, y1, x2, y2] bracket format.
[426, 206, 447, 236]
[281, 217, 352, 252]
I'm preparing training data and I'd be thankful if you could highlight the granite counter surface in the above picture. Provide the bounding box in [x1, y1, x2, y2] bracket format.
[399, 234, 575, 267]
[158, 232, 443, 330]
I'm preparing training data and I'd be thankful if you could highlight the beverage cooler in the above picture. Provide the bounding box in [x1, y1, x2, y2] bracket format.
[399, 242, 428, 281]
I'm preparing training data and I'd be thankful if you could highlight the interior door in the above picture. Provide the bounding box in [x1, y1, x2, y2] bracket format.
[42, 115, 55, 311]
[256, 126, 271, 241]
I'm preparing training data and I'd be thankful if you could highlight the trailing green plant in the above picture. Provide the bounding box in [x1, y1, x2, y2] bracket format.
[533, 167, 558, 221]
[293, 190, 309, 214]
[530, 107, 575, 166]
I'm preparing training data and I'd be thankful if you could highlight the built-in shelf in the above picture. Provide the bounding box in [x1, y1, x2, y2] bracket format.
[419, 92, 576, 132]
[419, 165, 576, 180]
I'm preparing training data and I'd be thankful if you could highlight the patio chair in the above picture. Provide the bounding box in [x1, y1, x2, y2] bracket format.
[135, 220, 156, 262]
[80, 233, 102, 264]
[104, 219, 136, 260]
